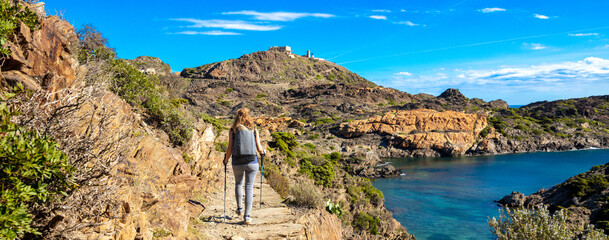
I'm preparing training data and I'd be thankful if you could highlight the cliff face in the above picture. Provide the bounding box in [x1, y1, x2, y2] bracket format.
[1, 4, 225, 239]
[339, 109, 488, 156]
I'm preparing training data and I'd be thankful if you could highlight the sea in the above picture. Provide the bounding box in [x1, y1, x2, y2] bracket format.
[372, 149, 609, 240]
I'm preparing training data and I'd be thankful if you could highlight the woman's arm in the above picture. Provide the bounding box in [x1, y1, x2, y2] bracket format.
[254, 129, 265, 154]
[223, 130, 233, 165]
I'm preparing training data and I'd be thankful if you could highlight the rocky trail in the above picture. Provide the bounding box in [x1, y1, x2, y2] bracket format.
[193, 164, 303, 240]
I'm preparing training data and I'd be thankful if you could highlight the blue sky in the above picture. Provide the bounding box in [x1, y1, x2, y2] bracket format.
[46, 0, 609, 104]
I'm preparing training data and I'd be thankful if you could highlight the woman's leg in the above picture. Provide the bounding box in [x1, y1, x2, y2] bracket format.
[232, 164, 246, 211]
[243, 163, 259, 218]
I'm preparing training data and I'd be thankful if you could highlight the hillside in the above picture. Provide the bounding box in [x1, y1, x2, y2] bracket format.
[497, 162, 609, 233]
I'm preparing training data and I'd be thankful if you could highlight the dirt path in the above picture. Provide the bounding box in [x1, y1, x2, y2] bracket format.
[194, 164, 303, 240]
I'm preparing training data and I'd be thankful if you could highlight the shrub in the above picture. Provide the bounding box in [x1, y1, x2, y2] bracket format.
[314, 118, 334, 126]
[271, 132, 298, 157]
[263, 162, 289, 198]
[489, 116, 508, 137]
[76, 24, 116, 63]
[325, 200, 343, 218]
[567, 174, 609, 199]
[307, 133, 320, 140]
[353, 212, 381, 235]
[109, 59, 192, 146]
[360, 180, 384, 206]
[214, 141, 228, 152]
[488, 206, 609, 240]
[289, 181, 322, 208]
[299, 158, 336, 188]
[0, 92, 74, 239]
[304, 143, 316, 150]
[570, 174, 608, 198]
[0, 0, 39, 55]
[198, 113, 226, 133]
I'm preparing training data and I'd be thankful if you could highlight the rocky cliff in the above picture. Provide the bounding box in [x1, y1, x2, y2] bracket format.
[339, 109, 488, 156]
[497, 163, 609, 233]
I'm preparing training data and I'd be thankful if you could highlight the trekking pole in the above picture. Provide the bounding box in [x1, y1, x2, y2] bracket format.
[223, 161, 227, 222]
[260, 150, 266, 209]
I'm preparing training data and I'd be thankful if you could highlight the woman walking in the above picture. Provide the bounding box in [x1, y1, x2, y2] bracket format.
[223, 108, 265, 224]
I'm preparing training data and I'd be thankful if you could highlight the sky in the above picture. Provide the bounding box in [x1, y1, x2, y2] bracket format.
[45, 0, 609, 105]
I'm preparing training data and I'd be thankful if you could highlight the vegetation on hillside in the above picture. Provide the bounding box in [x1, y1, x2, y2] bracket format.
[0, 0, 39, 55]
[489, 206, 609, 240]
[266, 131, 405, 237]
[0, 85, 74, 239]
[76, 25, 193, 146]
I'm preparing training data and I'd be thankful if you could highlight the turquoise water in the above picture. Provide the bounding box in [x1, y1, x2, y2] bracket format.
[372, 149, 609, 240]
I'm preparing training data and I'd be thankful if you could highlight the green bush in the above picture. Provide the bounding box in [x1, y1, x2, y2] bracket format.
[325, 200, 343, 218]
[360, 180, 384, 206]
[353, 212, 381, 235]
[271, 132, 298, 158]
[307, 133, 320, 140]
[214, 141, 228, 152]
[299, 158, 336, 188]
[304, 143, 316, 150]
[479, 126, 491, 138]
[488, 206, 609, 240]
[0, 93, 74, 239]
[567, 174, 609, 199]
[198, 113, 226, 133]
[109, 59, 192, 146]
[0, 0, 39, 55]
[314, 118, 334, 126]
[489, 116, 508, 137]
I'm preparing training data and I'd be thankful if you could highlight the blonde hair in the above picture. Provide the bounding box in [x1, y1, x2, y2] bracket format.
[231, 108, 255, 132]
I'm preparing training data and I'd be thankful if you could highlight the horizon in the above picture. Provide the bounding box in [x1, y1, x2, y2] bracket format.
[45, 0, 609, 105]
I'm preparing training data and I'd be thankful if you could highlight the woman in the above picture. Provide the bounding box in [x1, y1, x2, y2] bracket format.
[223, 108, 265, 224]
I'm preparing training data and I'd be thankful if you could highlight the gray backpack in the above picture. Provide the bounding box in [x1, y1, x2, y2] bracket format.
[232, 125, 257, 157]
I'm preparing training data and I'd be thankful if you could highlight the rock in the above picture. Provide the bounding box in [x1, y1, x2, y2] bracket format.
[339, 109, 488, 156]
[254, 116, 303, 133]
[489, 99, 509, 109]
[439, 88, 468, 101]
[496, 191, 527, 207]
[230, 236, 246, 240]
[1, 70, 41, 90]
[3, 16, 78, 98]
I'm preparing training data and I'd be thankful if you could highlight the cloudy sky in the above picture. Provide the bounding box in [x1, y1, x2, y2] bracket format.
[47, 0, 609, 104]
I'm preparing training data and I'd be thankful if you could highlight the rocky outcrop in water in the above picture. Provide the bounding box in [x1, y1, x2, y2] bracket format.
[497, 163, 609, 233]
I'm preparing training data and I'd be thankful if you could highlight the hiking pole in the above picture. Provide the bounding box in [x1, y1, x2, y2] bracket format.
[260, 150, 266, 209]
[223, 160, 227, 222]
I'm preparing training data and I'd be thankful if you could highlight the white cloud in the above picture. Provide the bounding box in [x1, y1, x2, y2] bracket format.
[222, 11, 334, 21]
[372, 9, 391, 13]
[400, 9, 406, 12]
[393, 21, 420, 27]
[479, 8, 506, 13]
[569, 33, 599, 37]
[460, 57, 609, 82]
[385, 57, 609, 102]
[534, 14, 550, 19]
[523, 43, 547, 50]
[171, 30, 242, 35]
[171, 18, 281, 31]
[369, 15, 387, 20]
[395, 72, 412, 76]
